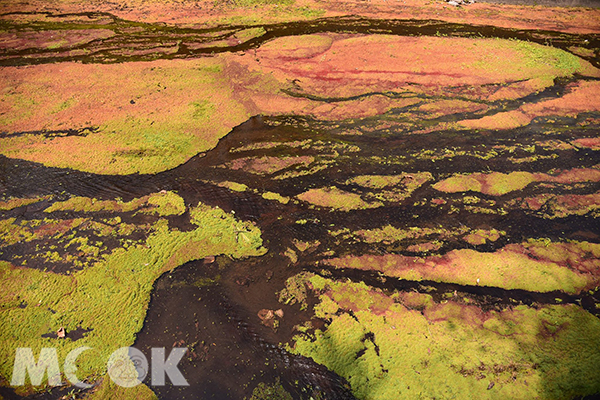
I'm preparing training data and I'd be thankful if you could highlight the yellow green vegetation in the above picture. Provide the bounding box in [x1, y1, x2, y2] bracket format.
[278, 272, 310, 310]
[44, 191, 185, 216]
[0, 59, 250, 175]
[468, 37, 597, 82]
[246, 378, 292, 400]
[0, 196, 49, 211]
[84, 378, 157, 400]
[324, 240, 600, 294]
[463, 229, 503, 245]
[345, 173, 432, 203]
[261, 191, 290, 204]
[297, 187, 382, 211]
[0, 218, 88, 247]
[433, 168, 600, 196]
[0, 214, 144, 269]
[290, 275, 600, 400]
[348, 225, 504, 247]
[217, 181, 249, 192]
[433, 171, 536, 196]
[0, 201, 264, 395]
[145, 191, 186, 216]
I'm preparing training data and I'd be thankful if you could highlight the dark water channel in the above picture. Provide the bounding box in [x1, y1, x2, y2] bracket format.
[1, 11, 600, 400]
[2, 109, 600, 399]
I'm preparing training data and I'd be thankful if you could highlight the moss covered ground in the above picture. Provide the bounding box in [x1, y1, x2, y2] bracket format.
[0, 193, 265, 395]
[288, 274, 600, 400]
[324, 240, 600, 294]
[0, 0, 599, 398]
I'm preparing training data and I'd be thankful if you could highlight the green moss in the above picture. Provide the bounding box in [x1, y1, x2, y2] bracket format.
[297, 187, 382, 211]
[247, 378, 292, 400]
[44, 197, 145, 213]
[0, 196, 48, 211]
[291, 276, 600, 400]
[84, 377, 157, 400]
[261, 191, 289, 204]
[278, 272, 309, 310]
[218, 181, 249, 192]
[325, 240, 597, 294]
[43, 191, 185, 216]
[144, 191, 186, 216]
[433, 171, 537, 196]
[0, 201, 265, 394]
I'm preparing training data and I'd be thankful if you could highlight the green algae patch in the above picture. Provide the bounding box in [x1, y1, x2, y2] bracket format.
[261, 191, 290, 204]
[517, 192, 600, 219]
[345, 173, 433, 203]
[0, 196, 49, 211]
[297, 187, 382, 211]
[44, 197, 146, 214]
[143, 191, 186, 216]
[351, 224, 504, 248]
[0, 217, 88, 247]
[247, 378, 293, 400]
[433, 171, 536, 196]
[323, 241, 600, 294]
[433, 168, 600, 196]
[353, 225, 469, 245]
[0, 201, 265, 394]
[217, 181, 249, 192]
[44, 191, 186, 216]
[290, 276, 600, 400]
[463, 229, 503, 245]
[84, 378, 157, 400]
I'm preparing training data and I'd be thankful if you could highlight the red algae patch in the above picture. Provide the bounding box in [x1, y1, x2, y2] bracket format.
[0, 59, 250, 174]
[0, 29, 115, 51]
[226, 155, 314, 175]
[517, 191, 600, 219]
[433, 167, 600, 196]
[2, 0, 600, 36]
[460, 80, 600, 130]
[458, 110, 532, 130]
[257, 34, 333, 59]
[297, 187, 382, 211]
[240, 35, 598, 100]
[323, 241, 600, 293]
[572, 137, 600, 150]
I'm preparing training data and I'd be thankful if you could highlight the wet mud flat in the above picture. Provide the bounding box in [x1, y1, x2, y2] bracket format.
[1, 2, 600, 400]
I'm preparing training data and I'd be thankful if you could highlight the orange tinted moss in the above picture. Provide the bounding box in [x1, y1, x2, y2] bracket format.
[323, 241, 600, 294]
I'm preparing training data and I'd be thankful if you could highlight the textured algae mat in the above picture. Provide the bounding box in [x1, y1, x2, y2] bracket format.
[0, 0, 599, 399]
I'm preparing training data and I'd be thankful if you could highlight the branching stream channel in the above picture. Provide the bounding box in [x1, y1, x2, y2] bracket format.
[1, 11, 600, 400]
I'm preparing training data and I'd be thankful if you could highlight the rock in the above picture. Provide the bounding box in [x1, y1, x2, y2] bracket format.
[203, 256, 215, 264]
[57, 327, 66, 338]
[274, 309, 284, 318]
[258, 309, 274, 321]
[258, 309, 278, 330]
